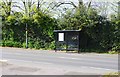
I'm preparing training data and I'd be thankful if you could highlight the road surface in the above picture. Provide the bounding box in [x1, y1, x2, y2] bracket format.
[0, 47, 119, 75]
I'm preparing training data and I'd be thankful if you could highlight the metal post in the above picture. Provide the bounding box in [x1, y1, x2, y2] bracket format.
[55, 32, 57, 52]
[78, 31, 80, 53]
[26, 23, 28, 49]
[66, 32, 68, 52]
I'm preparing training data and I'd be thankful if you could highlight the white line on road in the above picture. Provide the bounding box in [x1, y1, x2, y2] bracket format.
[85, 66, 116, 71]
[4, 58, 53, 65]
[0, 59, 8, 62]
[59, 57, 79, 60]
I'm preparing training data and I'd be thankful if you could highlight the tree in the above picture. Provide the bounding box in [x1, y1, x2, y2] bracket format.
[1, 0, 12, 16]
[1, 0, 57, 49]
[54, 0, 120, 52]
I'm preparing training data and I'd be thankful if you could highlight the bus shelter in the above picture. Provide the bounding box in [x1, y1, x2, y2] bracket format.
[54, 30, 81, 53]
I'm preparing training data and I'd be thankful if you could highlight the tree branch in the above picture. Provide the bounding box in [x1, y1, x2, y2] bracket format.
[52, 1, 77, 9]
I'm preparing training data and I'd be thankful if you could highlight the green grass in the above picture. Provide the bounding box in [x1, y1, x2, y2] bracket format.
[103, 72, 120, 77]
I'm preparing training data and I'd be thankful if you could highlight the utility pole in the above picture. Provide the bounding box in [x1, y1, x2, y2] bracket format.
[26, 23, 28, 49]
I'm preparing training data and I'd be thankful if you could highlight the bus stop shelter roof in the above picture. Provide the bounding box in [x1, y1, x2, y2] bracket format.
[54, 30, 81, 32]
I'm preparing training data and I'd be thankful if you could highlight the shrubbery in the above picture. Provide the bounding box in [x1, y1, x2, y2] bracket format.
[1, 1, 120, 53]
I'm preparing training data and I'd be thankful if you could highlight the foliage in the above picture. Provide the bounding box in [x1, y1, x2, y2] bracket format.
[2, 5, 57, 50]
[1, 0, 120, 53]
[56, 1, 120, 52]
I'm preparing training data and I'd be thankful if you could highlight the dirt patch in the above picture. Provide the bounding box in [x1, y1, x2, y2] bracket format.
[0, 62, 12, 67]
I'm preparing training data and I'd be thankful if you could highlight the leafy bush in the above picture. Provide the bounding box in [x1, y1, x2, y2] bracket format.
[46, 41, 55, 50]
[2, 40, 22, 48]
[28, 41, 34, 49]
[22, 42, 26, 48]
[108, 51, 118, 54]
[112, 43, 120, 51]
[1, 1, 120, 53]
[33, 41, 41, 49]
[4, 40, 14, 47]
[13, 42, 22, 48]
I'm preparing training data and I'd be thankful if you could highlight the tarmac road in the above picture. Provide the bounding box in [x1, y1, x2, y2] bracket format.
[0, 47, 119, 75]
